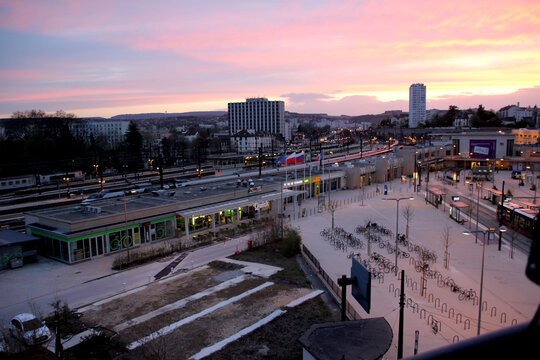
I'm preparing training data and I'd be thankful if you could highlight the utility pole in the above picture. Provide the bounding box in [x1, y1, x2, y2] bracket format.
[498, 181, 505, 251]
[360, 133, 363, 159]
[398, 270, 405, 359]
[258, 146, 263, 178]
[158, 153, 164, 190]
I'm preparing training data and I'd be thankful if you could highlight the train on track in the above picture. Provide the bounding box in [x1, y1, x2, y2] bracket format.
[0, 171, 85, 191]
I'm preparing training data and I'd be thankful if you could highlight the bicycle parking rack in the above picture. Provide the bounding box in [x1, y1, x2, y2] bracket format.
[441, 302, 448, 313]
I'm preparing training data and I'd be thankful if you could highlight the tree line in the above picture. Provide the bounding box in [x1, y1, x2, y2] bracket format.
[0, 110, 226, 178]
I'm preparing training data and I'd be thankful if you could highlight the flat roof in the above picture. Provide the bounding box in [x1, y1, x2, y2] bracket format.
[0, 230, 38, 247]
[520, 201, 539, 208]
[25, 171, 340, 224]
[428, 187, 446, 195]
[451, 201, 469, 208]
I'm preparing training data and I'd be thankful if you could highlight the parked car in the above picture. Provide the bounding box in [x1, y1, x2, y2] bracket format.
[9, 313, 51, 345]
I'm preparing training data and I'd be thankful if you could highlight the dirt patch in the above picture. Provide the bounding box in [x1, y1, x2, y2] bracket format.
[232, 243, 310, 288]
[119, 277, 266, 344]
[79, 240, 335, 360]
[82, 266, 225, 327]
[206, 297, 334, 360]
[126, 283, 313, 360]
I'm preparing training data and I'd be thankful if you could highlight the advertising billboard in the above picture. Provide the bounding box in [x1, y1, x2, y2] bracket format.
[351, 257, 371, 313]
[470, 139, 496, 159]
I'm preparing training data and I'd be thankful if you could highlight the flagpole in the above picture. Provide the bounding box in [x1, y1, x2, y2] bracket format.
[303, 156, 306, 200]
[309, 153, 312, 199]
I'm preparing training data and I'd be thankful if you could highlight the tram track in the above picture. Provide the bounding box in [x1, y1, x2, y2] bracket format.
[429, 182, 532, 255]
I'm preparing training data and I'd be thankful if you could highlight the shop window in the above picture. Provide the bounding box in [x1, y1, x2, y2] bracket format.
[61, 241, 69, 261]
[72, 240, 84, 261]
[97, 236, 104, 255]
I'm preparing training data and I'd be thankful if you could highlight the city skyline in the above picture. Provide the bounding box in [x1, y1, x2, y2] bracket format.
[1, 0, 539, 118]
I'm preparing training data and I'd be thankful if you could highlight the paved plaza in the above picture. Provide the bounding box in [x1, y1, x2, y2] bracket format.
[295, 174, 539, 358]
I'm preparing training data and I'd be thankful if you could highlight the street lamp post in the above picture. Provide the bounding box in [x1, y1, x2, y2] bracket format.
[63, 177, 70, 198]
[463, 226, 507, 336]
[382, 196, 415, 275]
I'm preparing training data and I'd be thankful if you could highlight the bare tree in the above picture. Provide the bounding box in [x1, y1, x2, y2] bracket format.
[328, 200, 339, 230]
[441, 224, 451, 269]
[401, 203, 415, 239]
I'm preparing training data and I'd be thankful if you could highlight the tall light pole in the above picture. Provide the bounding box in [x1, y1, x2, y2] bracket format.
[463, 226, 507, 336]
[382, 196, 415, 275]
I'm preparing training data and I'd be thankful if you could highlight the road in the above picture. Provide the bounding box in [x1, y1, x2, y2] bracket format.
[0, 237, 250, 325]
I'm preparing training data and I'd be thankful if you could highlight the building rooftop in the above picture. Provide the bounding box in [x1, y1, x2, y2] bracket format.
[299, 318, 393, 360]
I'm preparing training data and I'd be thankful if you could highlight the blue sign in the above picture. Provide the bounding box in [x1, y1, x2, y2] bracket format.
[384, 184, 388, 195]
[351, 257, 371, 313]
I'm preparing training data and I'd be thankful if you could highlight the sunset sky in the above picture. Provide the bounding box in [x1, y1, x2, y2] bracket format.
[1, 0, 539, 118]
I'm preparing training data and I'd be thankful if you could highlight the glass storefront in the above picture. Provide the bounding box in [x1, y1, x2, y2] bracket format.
[31, 216, 175, 263]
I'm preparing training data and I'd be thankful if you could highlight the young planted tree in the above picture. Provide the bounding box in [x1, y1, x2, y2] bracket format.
[401, 203, 415, 240]
[328, 200, 339, 230]
[441, 224, 452, 269]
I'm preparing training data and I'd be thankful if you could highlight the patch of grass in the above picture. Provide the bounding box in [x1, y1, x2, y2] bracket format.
[206, 297, 335, 360]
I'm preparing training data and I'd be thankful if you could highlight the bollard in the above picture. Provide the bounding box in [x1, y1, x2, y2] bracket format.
[435, 298, 440, 308]
[500, 312, 507, 323]
[420, 309, 426, 319]
[473, 295, 479, 306]
[453, 335, 459, 343]
[511, 319, 518, 326]
[412, 281, 418, 291]
[464, 319, 470, 330]
[449, 308, 455, 319]
[428, 293, 434, 303]
[482, 301, 488, 311]
[456, 313, 462, 324]
[412, 303, 419, 313]
[395, 288, 400, 297]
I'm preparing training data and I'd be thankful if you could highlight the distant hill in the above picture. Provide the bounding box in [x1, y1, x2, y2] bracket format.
[110, 111, 227, 120]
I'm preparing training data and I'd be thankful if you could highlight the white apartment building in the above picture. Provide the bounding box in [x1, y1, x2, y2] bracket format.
[230, 129, 274, 153]
[71, 120, 129, 148]
[498, 103, 538, 125]
[228, 98, 288, 140]
[409, 83, 426, 128]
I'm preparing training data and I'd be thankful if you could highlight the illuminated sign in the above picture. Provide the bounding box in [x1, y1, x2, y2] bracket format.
[283, 180, 303, 187]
